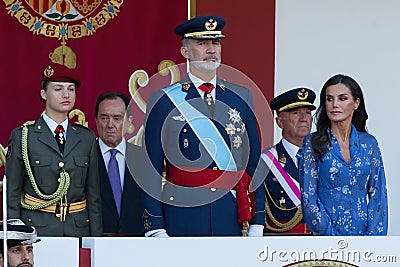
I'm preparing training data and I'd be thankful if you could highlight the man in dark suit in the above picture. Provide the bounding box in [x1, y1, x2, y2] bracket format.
[261, 88, 316, 234]
[6, 63, 102, 236]
[95, 91, 143, 235]
[141, 15, 265, 237]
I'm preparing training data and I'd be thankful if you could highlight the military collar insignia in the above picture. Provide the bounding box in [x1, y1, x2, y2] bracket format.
[4, 1, 124, 69]
[279, 154, 287, 164]
[218, 80, 227, 91]
[182, 82, 190, 91]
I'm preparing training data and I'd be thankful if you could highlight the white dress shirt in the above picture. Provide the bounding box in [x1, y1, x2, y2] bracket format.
[281, 138, 301, 168]
[188, 72, 217, 103]
[98, 138, 126, 189]
[42, 113, 68, 139]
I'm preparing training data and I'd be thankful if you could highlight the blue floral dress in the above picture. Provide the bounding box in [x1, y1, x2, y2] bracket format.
[299, 125, 388, 235]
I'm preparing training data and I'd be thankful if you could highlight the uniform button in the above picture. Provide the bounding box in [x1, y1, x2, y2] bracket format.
[183, 128, 187, 133]
[210, 188, 216, 192]
[35, 160, 40, 165]
[59, 162, 64, 168]
[84, 162, 88, 167]
[86, 219, 90, 223]
[280, 190, 284, 194]
[169, 196, 174, 201]
[58, 178, 61, 183]
[28, 218, 32, 222]
[213, 167, 218, 170]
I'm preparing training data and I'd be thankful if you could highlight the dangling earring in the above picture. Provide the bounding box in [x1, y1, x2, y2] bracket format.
[127, 123, 135, 134]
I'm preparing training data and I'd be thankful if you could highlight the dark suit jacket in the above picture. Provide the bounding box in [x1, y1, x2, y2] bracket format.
[6, 116, 102, 236]
[97, 141, 144, 235]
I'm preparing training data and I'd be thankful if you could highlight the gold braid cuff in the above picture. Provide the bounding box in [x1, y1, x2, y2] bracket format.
[20, 121, 70, 211]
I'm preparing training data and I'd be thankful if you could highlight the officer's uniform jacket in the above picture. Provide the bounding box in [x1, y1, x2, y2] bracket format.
[97, 141, 144, 235]
[142, 75, 264, 236]
[263, 140, 305, 232]
[6, 116, 102, 236]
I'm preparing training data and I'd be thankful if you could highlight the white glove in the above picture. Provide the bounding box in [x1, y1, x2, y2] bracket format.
[247, 224, 264, 237]
[145, 229, 170, 238]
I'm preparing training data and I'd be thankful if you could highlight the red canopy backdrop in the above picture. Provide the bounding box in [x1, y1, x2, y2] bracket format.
[0, 0, 188, 177]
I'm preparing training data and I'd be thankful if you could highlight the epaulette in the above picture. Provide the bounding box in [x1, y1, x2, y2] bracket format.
[21, 120, 35, 127]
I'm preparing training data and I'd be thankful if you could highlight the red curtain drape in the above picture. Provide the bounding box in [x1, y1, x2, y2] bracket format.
[0, 0, 188, 177]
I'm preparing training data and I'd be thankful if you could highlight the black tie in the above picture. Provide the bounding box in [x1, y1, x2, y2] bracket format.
[199, 83, 215, 116]
[55, 125, 65, 153]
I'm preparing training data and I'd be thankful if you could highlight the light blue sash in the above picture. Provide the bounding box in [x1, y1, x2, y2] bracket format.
[163, 83, 237, 172]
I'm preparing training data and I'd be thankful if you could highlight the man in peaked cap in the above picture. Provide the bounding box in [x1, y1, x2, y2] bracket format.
[141, 15, 265, 237]
[0, 219, 40, 267]
[260, 87, 316, 234]
[5, 63, 102, 237]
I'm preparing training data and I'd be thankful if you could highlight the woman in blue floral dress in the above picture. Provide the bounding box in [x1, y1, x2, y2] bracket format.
[299, 74, 388, 235]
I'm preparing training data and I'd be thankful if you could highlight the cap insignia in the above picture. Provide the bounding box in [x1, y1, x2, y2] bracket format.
[43, 66, 55, 78]
[205, 19, 217, 31]
[297, 89, 308, 101]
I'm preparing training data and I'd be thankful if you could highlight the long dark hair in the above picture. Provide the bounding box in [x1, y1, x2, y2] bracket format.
[311, 74, 368, 160]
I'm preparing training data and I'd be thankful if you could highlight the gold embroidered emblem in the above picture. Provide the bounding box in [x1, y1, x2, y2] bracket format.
[219, 81, 226, 90]
[297, 88, 308, 100]
[205, 19, 217, 31]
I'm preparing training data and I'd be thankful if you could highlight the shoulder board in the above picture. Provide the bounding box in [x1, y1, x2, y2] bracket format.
[21, 120, 35, 127]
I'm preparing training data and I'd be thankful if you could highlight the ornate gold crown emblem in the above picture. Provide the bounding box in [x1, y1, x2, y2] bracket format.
[205, 19, 217, 31]
[297, 88, 308, 100]
[43, 66, 55, 78]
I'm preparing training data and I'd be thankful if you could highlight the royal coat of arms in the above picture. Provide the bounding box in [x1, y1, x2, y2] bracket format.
[3, 0, 123, 68]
